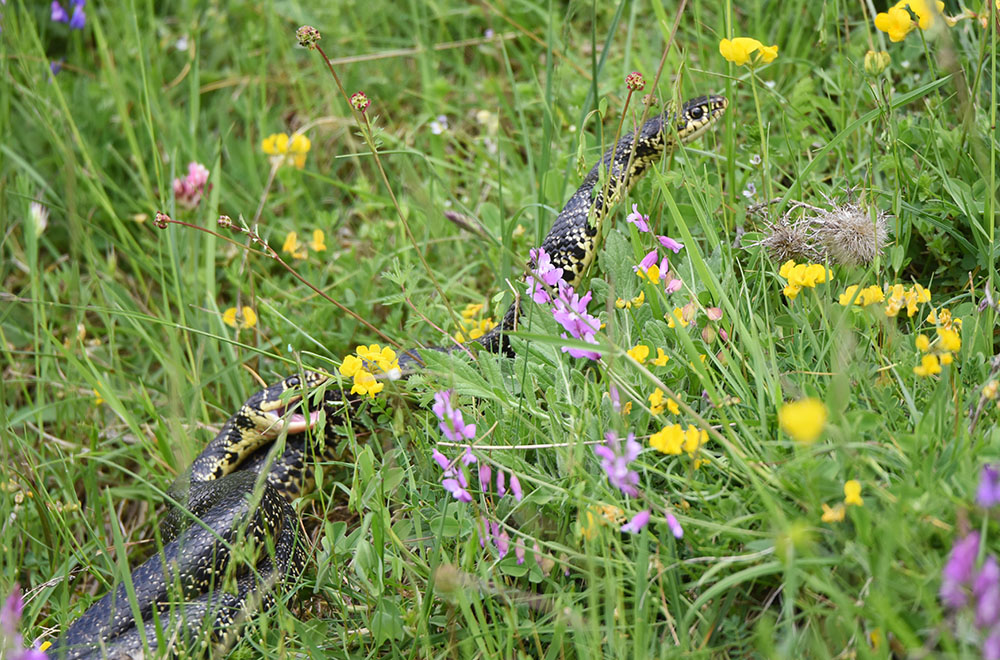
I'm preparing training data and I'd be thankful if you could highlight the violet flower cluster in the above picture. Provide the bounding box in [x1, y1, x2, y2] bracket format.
[526, 247, 602, 360]
[51, 0, 85, 30]
[627, 204, 685, 293]
[939, 465, 1000, 659]
[1, 586, 47, 660]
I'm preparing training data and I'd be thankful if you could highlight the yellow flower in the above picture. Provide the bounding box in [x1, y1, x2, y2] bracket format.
[940, 352, 954, 365]
[652, 347, 670, 367]
[650, 425, 684, 455]
[666, 307, 690, 328]
[351, 370, 384, 398]
[649, 388, 665, 415]
[915, 334, 930, 352]
[627, 344, 650, 364]
[262, 132, 311, 169]
[682, 425, 707, 456]
[666, 397, 680, 415]
[719, 37, 779, 66]
[984, 380, 999, 400]
[778, 398, 827, 444]
[780, 261, 831, 300]
[222, 306, 257, 329]
[461, 303, 484, 320]
[875, 5, 915, 41]
[356, 343, 400, 374]
[93, 389, 104, 406]
[282, 231, 308, 259]
[821, 503, 846, 523]
[861, 286, 885, 306]
[838, 285, 860, 306]
[615, 291, 646, 309]
[339, 354, 364, 378]
[308, 229, 327, 252]
[913, 353, 942, 377]
[454, 317, 496, 343]
[844, 480, 863, 507]
[936, 327, 961, 352]
[908, 0, 946, 29]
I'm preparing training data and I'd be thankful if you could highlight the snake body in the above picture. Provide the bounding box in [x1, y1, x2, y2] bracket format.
[51, 93, 727, 659]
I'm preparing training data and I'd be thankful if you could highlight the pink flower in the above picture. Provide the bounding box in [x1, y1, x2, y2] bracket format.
[621, 510, 650, 534]
[665, 278, 683, 294]
[442, 478, 472, 502]
[626, 204, 650, 233]
[515, 541, 526, 565]
[657, 235, 684, 253]
[431, 448, 453, 474]
[509, 474, 523, 501]
[496, 469, 506, 497]
[432, 390, 476, 442]
[593, 432, 641, 497]
[461, 446, 477, 465]
[666, 513, 684, 539]
[172, 161, 210, 209]
[635, 249, 658, 274]
[526, 247, 564, 304]
[478, 463, 492, 490]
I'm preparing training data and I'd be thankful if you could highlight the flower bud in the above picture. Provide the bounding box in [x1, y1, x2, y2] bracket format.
[864, 50, 891, 76]
[296, 25, 321, 49]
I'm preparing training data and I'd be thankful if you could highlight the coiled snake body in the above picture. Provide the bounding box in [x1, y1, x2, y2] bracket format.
[51, 94, 727, 659]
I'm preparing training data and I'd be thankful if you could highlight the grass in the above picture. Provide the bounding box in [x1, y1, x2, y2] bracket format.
[1, 0, 999, 657]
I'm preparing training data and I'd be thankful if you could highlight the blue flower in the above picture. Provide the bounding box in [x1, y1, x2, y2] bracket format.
[68, 3, 85, 30]
[50, 1, 68, 22]
[978, 464, 1000, 507]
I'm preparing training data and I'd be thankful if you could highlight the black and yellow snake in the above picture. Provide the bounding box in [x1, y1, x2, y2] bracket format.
[50, 93, 727, 659]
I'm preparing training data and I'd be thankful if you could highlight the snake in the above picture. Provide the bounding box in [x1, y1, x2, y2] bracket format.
[49, 93, 727, 659]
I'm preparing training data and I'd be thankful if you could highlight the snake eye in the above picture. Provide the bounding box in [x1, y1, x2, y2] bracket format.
[287, 375, 300, 387]
[689, 106, 704, 120]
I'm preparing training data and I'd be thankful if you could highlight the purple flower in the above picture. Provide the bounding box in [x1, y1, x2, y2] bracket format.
[431, 448, 452, 474]
[1, 585, 23, 638]
[664, 278, 682, 294]
[979, 465, 1000, 508]
[49, 60, 63, 76]
[461, 446, 477, 465]
[666, 513, 684, 539]
[509, 474, 522, 501]
[172, 161, 210, 209]
[442, 478, 472, 503]
[68, 3, 85, 29]
[496, 469, 506, 497]
[941, 532, 981, 609]
[51, 1, 68, 22]
[533, 541, 545, 568]
[608, 383, 621, 412]
[986, 631, 1000, 660]
[626, 204, 650, 233]
[634, 249, 658, 274]
[432, 389, 476, 442]
[621, 510, 650, 534]
[526, 247, 564, 304]
[478, 463, 491, 490]
[593, 432, 641, 497]
[657, 234, 684, 253]
[479, 517, 489, 547]
[490, 522, 509, 558]
[551, 286, 599, 340]
[514, 542, 526, 565]
[976, 556, 1000, 628]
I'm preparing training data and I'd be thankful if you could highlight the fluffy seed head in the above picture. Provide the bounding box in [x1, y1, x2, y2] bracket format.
[755, 220, 818, 263]
[811, 198, 890, 267]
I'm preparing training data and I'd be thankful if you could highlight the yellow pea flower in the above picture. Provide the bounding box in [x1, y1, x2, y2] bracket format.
[913, 354, 942, 377]
[650, 425, 684, 455]
[821, 503, 846, 523]
[627, 344, 650, 364]
[222, 306, 258, 329]
[844, 480, 864, 507]
[652, 348, 670, 366]
[649, 388, 666, 415]
[308, 229, 327, 252]
[282, 231, 308, 259]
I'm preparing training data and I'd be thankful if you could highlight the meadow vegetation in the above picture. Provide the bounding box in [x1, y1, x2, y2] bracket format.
[1, 0, 999, 657]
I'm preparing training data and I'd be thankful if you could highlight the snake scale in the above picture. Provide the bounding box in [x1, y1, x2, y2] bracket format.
[50, 93, 727, 659]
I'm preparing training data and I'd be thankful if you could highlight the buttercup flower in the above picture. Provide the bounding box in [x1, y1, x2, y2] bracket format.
[778, 398, 827, 443]
[719, 37, 779, 66]
[262, 132, 311, 169]
[875, 5, 915, 41]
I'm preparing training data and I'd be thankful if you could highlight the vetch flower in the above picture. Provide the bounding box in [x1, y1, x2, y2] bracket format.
[941, 532, 981, 608]
[509, 474, 522, 502]
[778, 398, 827, 443]
[626, 204, 650, 232]
[51, 1, 68, 22]
[657, 235, 684, 253]
[222, 306, 257, 329]
[526, 247, 564, 304]
[432, 389, 476, 442]
[719, 37, 779, 66]
[975, 556, 1000, 629]
[665, 512, 683, 538]
[844, 480, 863, 506]
[978, 465, 1000, 507]
[551, 286, 602, 360]
[442, 477, 472, 503]
[496, 469, 506, 498]
[68, 2, 84, 29]
[593, 432, 641, 497]
[621, 510, 650, 534]
[514, 541, 526, 565]
[478, 463, 491, 490]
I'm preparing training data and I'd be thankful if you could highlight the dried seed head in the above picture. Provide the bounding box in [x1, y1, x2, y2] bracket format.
[296, 25, 321, 49]
[154, 211, 170, 229]
[811, 200, 890, 267]
[754, 220, 818, 263]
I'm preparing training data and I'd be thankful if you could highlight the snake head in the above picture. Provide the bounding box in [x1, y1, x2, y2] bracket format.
[674, 95, 728, 143]
[248, 371, 329, 437]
